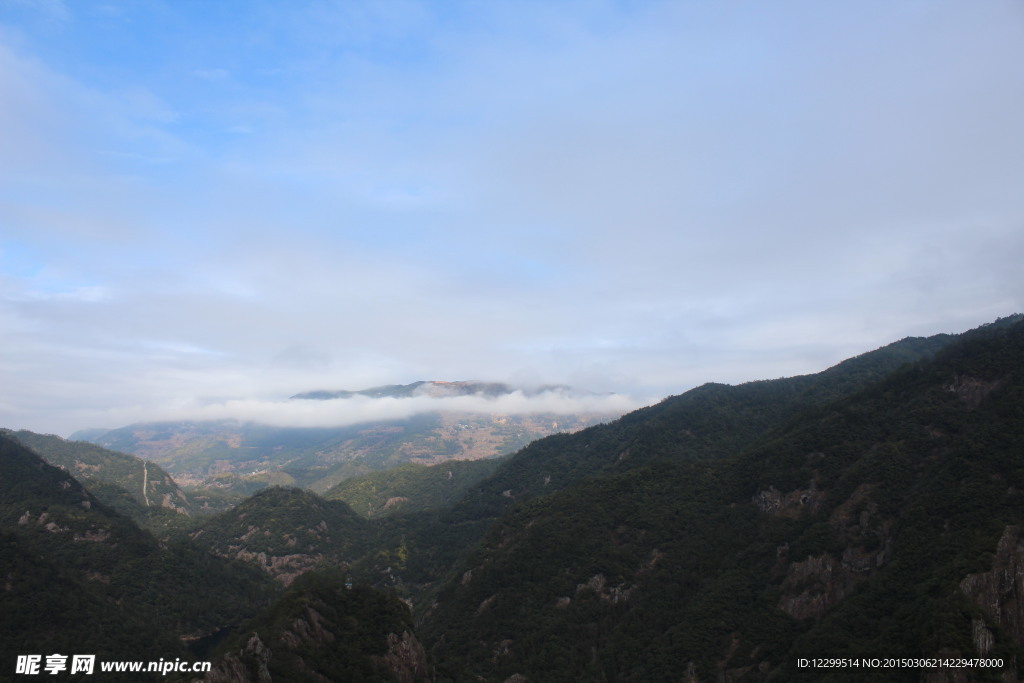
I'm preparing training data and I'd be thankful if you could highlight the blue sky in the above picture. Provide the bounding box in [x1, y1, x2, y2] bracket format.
[1, 0, 1023, 435]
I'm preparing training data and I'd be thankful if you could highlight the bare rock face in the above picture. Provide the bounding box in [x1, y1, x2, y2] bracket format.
[778, 553, 849, 620]
[972, 618, 994, 656]
[752, 479, 824, 518]
[777, 484, 891, 620]
[947, 374, 1004, 409]
[229, 547, 323, 586]
[200, 597, 432, 683]
[384, 496, 411, 510]
[961, 525, 1024, 647]
[777, 546, 888, 620]
[279, 606, 335, 648]
[203, 632, 273, 683]
[374, 630, 431, 683]
[574, 573, 635, 605]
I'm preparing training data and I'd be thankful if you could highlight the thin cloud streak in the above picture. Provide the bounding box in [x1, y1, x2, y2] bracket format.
[67, 391, 650, 432]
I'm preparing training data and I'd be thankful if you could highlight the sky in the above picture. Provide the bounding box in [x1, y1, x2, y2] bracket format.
[1, 0, 1022, 437]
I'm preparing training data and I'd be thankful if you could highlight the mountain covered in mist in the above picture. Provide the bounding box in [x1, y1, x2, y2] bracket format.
[205, 315, 1024, 681]
[73, 381, 617, 503]
[6, 316, 1024, 681]
[291, 380, 576, 400]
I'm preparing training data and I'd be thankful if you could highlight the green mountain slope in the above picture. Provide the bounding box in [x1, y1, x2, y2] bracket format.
[415, 317, 1024, 681]
[323, 457, 506, 518]
[0, 434, 278, 675]
[348, 330, 960, 606]
[7, 317, 1023, 681]
[76, 408, 608, 497]
[195, 568, 430, 683]
[350, 327, 958, 606]
[3, 428, 195, 531]
[187, 487, 371, 585]
[445, 332, 956, 525]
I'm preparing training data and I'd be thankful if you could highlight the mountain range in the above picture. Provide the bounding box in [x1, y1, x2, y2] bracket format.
[290, 380, 575, 400]
[3, 315, 1024, 681]
[73, 381, 616, 501]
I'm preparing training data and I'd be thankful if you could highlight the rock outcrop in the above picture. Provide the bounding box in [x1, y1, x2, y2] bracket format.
[961, 525, 1024, 647]
[375, 630, 431, 683]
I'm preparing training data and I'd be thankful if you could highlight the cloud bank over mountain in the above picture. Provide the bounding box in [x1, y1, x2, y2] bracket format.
[1, 1, 1022, 436]
[75, 387, 649, 431]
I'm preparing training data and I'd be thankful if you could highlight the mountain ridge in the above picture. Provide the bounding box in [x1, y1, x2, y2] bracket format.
[290, 379, 581, 401]
[6, 315, 1024, 681]
[410, 315, 1024, 680]
[73, 405, 616, 501]
[2, 428, 195, 528]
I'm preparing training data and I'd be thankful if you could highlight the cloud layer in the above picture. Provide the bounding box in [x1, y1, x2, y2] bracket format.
[1, 1, 1022, 436]
[73, 389, 648, 432]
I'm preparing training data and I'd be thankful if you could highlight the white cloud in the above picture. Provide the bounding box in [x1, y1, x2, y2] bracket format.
[0, 1, 1021, 438]
[60, 390, 650, 433]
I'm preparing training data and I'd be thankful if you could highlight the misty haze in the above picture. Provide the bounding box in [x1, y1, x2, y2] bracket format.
[1, 1, 1022, 681]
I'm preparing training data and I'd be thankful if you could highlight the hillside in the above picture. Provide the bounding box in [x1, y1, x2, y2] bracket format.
[187, 487, 371, 585]
[340, 329, 962, 608]
[75, 386, 614, 497]
[194, 568, 430, 683]
[3, 428, 195, 530]
[323, 457, 506, 518]
[6, 317, 1024, 681]
[442, 332, 957, 523]
[412, 316, 1024, 681]
[0, 434, 278, 672]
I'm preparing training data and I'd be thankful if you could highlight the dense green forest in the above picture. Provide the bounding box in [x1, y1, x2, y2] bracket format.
[323, 457, 506, 518]
[75, 405, 605, 497]
[193, 568, 428, 682]
[0, 435, 278, 681]
[4, 316, 1024, 681]
[1, 429, 196, 533]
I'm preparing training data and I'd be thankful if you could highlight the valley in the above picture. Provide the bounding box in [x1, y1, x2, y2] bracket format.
[3, 316, 1024, 681]
[73, 381, 617, 505]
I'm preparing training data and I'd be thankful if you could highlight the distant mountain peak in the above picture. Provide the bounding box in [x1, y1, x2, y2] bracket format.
[289, 380, 575, 401]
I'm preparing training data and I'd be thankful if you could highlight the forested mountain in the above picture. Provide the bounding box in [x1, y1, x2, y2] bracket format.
[323, 457, 506, 518]
[198, 568, 430, 683]
[291, 380, 570, 400]
[187, 487, 370, 585]
[74, 387, 613, 497]
[411, 316, 1024, 681]
[2, 429, 195, 531]
[338, 330, 963, 607]
[0, 434, 277, 675]
[443, 332, 956, 523]
[5, 316, 1023, 681]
